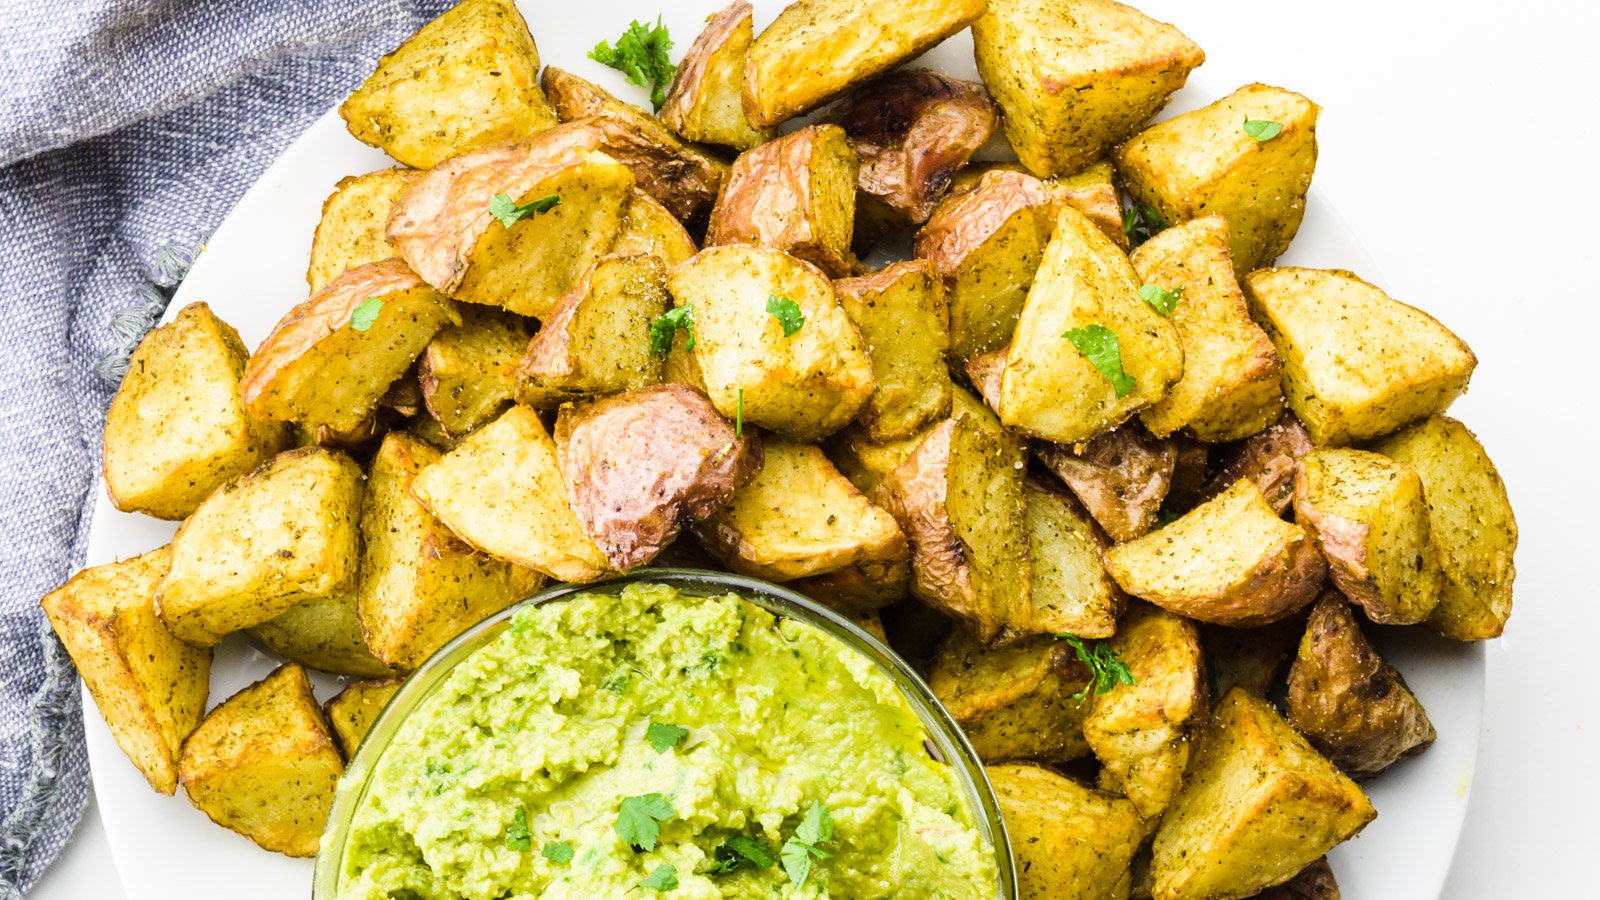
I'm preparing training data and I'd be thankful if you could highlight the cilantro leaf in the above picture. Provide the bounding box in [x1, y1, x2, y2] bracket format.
[1063, 324, 1135, 398]
[590, 17, 676, 112]
[781, 803, 834, 888]
[640, 863, 679, 891]
[795, 802, 833, 845]
[701, 833, 776, 874]
[646, 722, 689, 753]
[489, 192, 561, 228]
[1242, 117, 1284, 142]
[615, 793, 676, 851]
[504, 807, 531, 853]
[780, 839, 815, 889]
[349, 298, 382, 332]
[766, 294, 805, 336]
[648, 304, 695, 356]
[1138, 283, 1183, 317]
[734, 388, 743, 439]
[1060, 635, 1137, 702]
[1121, 199, 1165, 248]
[542, 841, 574, 864]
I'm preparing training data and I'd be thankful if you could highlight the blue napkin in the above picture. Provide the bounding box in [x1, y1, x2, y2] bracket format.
[0, 1, 449, 893]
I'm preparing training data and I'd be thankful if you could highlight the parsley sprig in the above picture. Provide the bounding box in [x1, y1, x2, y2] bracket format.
[489, 192, 560, 228]
[639, 863, 679, 891]
[590, 17, 676, 112]
[645, 722, 688, 753]
[615, 793, 676, 851]
[1060, 635, 1136, 702]
[504, 807, 532, 852]
[1243, 117, 1284, 142]
[701, 833, 776, 874]
[766, 294, 805, 336]
[542, 841, 574, 864]
[1064, 323, 1135, 398]
[781, 803, 834, 889]
[1138, 283, 1183, 317]
[648, 304, 695, 356]
[1121, 199, 1165, 248]
[349, 297, 383, 332]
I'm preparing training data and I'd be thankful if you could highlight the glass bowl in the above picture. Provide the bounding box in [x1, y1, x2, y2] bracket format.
[312, 568, 1018, 899]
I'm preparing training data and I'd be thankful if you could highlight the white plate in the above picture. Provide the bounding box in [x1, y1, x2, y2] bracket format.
[83, 2, 1486, 897]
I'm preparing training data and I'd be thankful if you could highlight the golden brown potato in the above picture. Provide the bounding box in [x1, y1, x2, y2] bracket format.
[948, 160, 1128, 249]
[930, 632, 1091, 762]
[1203, 414, 1313, 515]
[705, 124, 858, 277]
[1151, 689, 1375, 900]
[1131, 216, 1283, 441]
[306, 167, 419, 291]
[324, 678, 403, 759]
[962, 344, 1006, 409]
[178, 664, 343, 857]
[1104, 479, 1325, 627]
[1293, 449, 1443, 625]
[241, 259, 459, 434]
[1286, 593, 1435, 779]
[659, 1, 774, 151]
[417, 306, 530, 438]
[612, 191, 698, 267]
[823, 422, 936, 497]
[666, 245, 875, 441]
[247, 590, 391, 678]
[410, 405, 611, 583]
[1252, 858, 1339, 899]
[104, 302, 289, 520]
[159, 448, 361, 647]
[742, 0, 987, 127]
[989, 763, 1145, 899]
[516, 254, 669, 407]
[1202, 616, 1304, 699]
[41, 547, 208, 795]
[555, 384, 762, 571]
[974, 0, 1204, 177]
[833, 260, 953, 442]
[1035, 424, 1177, 543]
[1372, 416, 1517, 641]
[339, 0, 556, 168]
[1023, 482, 1121, 638]
[790, 563, 910, 614]
[1244, 268, 1476, 446]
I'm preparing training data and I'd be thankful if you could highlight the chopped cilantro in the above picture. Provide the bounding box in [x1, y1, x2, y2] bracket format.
[645, 722, 689, 753]
[1121, 199, 1165, 248]
[781, 803, 834, 889]
[1243, 117, 1284, 142]
[504, 807, 531, 853]
[615, 793, 676, 851]
[639, 862, 679, 891]
[542, 841, 574, 864]
[349, 298, 382, 332]
[1063, 324, 1135, 398]
[702, 833, 777, 874]
[1060, 635, 1137, 702]
[734, 388, 743, 439]
[766, 294, 805, 336]
[1138, 283, 1183, 316]
[489, 192, 561, 228]
[589, 17, 676, 112]
[648, 304, 694, 356]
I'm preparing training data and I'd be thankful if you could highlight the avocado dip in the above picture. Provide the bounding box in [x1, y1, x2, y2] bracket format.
[334, 583, 998, 899]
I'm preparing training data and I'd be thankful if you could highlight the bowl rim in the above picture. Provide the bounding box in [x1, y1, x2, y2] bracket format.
[312, 567, 1018, 899]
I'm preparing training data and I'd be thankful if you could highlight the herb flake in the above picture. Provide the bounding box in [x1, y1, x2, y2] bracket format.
[504, 808, 531, 853]
[1060, 635, 1137, 702]
[781, 803, 834, 889]
[1063, 323, 1135, 398]
[734, 388, 743, 439]
[489, 192, 561, 228]
[648, 304, 695, 356]
[590, 17, 676, 112]
[615, 793, 676, 851]
[1121, 199, 1165, 248]
[349, 298, 383, 332]
[542, 841, 574, 864]
[645, 722, 689, 753]
[1138, 283, 1183, 317]
[701, 833, 776, 874]
[639, 863, 679, 891]
[766, 294, 805, 336]
[1242, 117, 1284, 142]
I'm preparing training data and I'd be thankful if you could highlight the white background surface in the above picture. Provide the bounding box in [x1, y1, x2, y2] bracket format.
[31, 0, 1600, 896]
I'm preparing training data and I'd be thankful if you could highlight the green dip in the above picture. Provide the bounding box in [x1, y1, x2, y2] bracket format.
[334, 584, 998, 899]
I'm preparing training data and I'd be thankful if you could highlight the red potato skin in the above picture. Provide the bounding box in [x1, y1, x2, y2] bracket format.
[1035, 425, 1178, 543]
[914, 169, 1053, 271]
[1202, 414, 1314, 514]
[704, 124, 857, 277]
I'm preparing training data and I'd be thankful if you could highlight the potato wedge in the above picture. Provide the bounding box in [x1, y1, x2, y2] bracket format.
[1372, 416, 1517, 641]
[1151, 689, 1375, 900]
[1253, 858, 1339, 899]
[962, 345, 1006, 410]
[1023, 482, 1121, 638]
[104, 302, 289, 520]
[248, 591, 391, 678]
[974, 0, 1204, 177]
[1293, 449, 1443, 625]
[556, 384, 762, 571]
[1119, 83, 1320, 276]
[417, 306, 530, 438]
[324, 678, 403, 759]
[516, 254, 669, 407]
[1202, 616, 1304, 698]
[178, 664, 343, 857]
[949, 160, 1128, 249]
[1202, 414, 1313, 515]
[410, 405, 611, 583]
[833, 260, 953, 441]
[1244, 268, 1476, 446]
[1104, 479, 1325, 627]
[989, 763, 1145, 900]
[612, 191, 697, 268]
[159, 448, 362, 646]
[705, 124, 858, 277]
[790, 563, 910, 614]
[742, 0, 987, 127]
[660, 1, 775, 151]
[1035, 424, 1177, 543]
[930, 632, 1091, 762]
[307, 167, 419, 291]
[41, 547, 209, 794]
[824, 422, 936, 497]
[338, 0, 556, 168]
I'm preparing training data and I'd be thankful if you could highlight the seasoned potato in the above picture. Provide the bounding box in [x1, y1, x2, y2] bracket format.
[178, 664, 343, 857]
[1244, 268, 1476, 446]
[974, 0, 1204, 177]
[324, 678, 403, 759]
[516, 254, 669, 407]
[1293, 449, 1443, 625]
[338, 0, 555, 168]
[41, 547, 208, 795]
[1119, 83, 1319, 276]
[612, 191, 698, 267]
[824, 422, 935, 497]
[104, 302, 289, 520]
[915, 169, 1055, 359]
[248, 588, 390, 678]
[1202, 616, 1304, 698]
[556, 384, 762, 571]
[1287, 593, 1435, 779]
[742, 0, 987, 127]
[962, 345, 1006, 409]
[790, 563, 910, 614]
[1253, 858, 1339, 899]
[930, 632, 1091, 762]
[417, 306, 530, 438]
[833, 260, 953, 442]
[949, 160, 1128, 249]
[1203, 414, 1312, 515]
[360, 433, 543, 671]
[1104, 479, 1324, 627]
[1372, 416, 1517, 641]
[1035, 424, 1177, 542]
[705, 124, 859, 277]
[306, 167, 419, 291]
[1023, 482, 1121, 639]
[241, 259, 459, 434]
[989, 763, 1145, 900]
[1131, 216, 1283, 441]
[660, 1, 774, 151]
[1167, 436, 1210, 512]
[387, 124, 634, 319]
[410, 405, 611, 583]
[1151, 689, 1375, 900]
[159, 448, 361, 646]
[666, 245, 875, 441]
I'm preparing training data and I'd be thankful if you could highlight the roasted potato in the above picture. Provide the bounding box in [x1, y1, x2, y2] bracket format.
[930, 632, 1091, 762]
[1119, 83, 1319, 276]
[306, 167, 419, 291]
[1252, 858, 1339, 900]
[417, 306, 530, 438]
[833, 260, 953, 441]
[824, 422, 936, 497]
[790, 563, 910, 614]
[1202, 414, 1313, 515]
[660, 1, 774, 150]
[41, 547, 209, 794]
[104, 302, 289, 520]
[410, 405, 611, 583]
[665, 245, 875, 441]
[1167, 436, 1210, 511]
[516, 254, 669, 407]
[1023, 482, 1121, 638]
[556, 384, 762, 571]
[1035, 424, 1177, 543]
[159, 448, 362, 647]
[705, 124, 859, 277]
[1292, 449, 1443, 625]
[1150, 689, 1375, 900]
[241, 259, 459, 434]
[177, 664, 343, 857]
[1286, 593, 1436, 779]
[248, 590, 390, 678]
[1104, 479, 1325, 627]
[1244, 267, 1476, 446]
[1372, 416, 1517, 641]
[339, 0, 556, 168]
[742, 0, 987, 127]
[324, 678, 403, 759]
[962, 344, 1006, 409]
[949, 160, 1128, 248]
[974, 0, 1204, 177]
[990, 763, 1145, 900]
[1131, 216, 1283, 441]
[1202, 616, 1305, 698]
[612, 190, 698, 267]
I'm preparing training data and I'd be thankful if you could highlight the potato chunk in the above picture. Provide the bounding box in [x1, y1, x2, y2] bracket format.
[833, 260, 953, 442]
[706, 124, 859, 277]
[417, 306, 530, 438]
[338, 0, 555, 168]
[247, 590, 391, 678]
[1104, 479, 1324, 627]
[1293, 449, 1442, 625]
[660, 1, 774, 150]
[974, 0, 1204, 177]
[517, 254, 669, 407]
[930, 633, 1091, 763]
[1202, 617, 1304, 699]
[1119, 83, 1320, 275]
[324, 678, 403, 759]
[1035, 424, 1177, 542]
[1202, 414, 1313, 515]
[989, 763, 1145, 899]
[178, 664, 343, 857]
[104, 302, 289, 520]
[306, 167, 419, 291]
[612, 191, 698, 267]
[42, 547, 209, 794]
[1254, 858, 1339, 899]
[1151, 689, 1375, 900]
[1023, 482, 1121, 638]
[824, 423, 935, 497]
